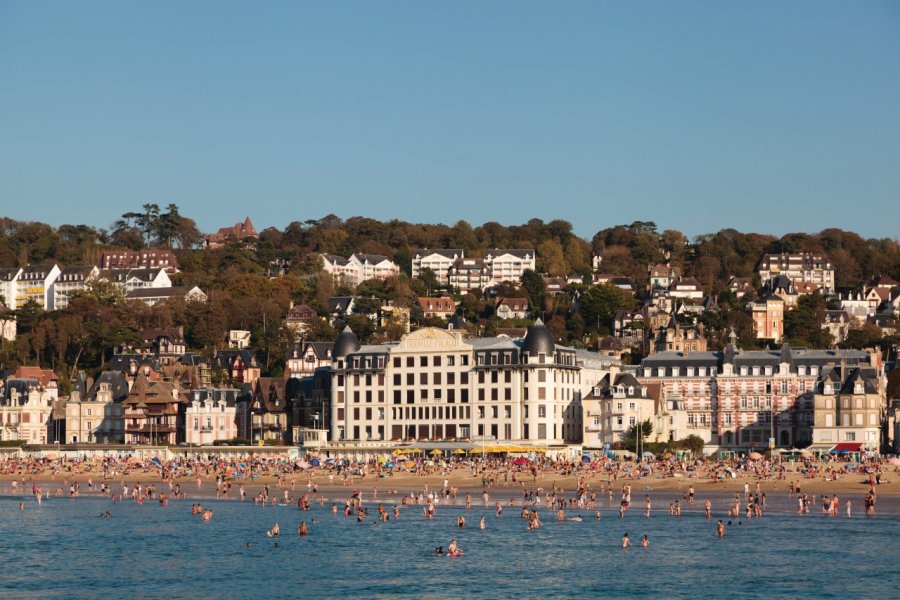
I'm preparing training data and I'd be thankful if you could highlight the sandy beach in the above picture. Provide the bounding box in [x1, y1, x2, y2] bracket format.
[3, 462, 899, 501]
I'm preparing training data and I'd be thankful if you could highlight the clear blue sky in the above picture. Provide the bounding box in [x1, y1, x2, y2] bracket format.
[1, 1, 898, 241]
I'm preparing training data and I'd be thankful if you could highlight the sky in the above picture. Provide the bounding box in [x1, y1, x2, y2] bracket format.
[1, 1, 898, 241]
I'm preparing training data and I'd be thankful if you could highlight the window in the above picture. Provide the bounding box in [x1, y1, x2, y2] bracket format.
[538, 405, 546, 418]
[447, 355, 455, 366]
[629, 416, 636, 426]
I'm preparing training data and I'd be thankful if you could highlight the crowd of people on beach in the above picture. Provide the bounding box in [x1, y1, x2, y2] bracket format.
[3, 450, 896, 556]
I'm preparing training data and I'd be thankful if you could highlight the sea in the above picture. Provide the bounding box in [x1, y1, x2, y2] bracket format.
[1, 489, 898, 599]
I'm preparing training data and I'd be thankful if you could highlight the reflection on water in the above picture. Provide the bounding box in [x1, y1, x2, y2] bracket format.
[1, 493, 898, 599]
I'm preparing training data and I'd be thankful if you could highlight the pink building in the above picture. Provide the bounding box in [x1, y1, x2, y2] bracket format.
[184, 388, 247, 445]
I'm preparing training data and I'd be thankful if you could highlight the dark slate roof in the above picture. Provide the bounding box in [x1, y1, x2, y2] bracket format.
[591, 372, 646, 399]
[99, 268, 162, 283]
[414, 249, 463, 259]
[352, 253, 392, 264]
[178, 353, 208, 367]
[107, 354, 161, 374]
[1, 379, 41, 405]
[329, 296, 354, 313]
[86, 371, 130, 403]
[333, 326, 361, 359]
[190, 387, 241, 407]
[522, 318, 554, 356]
[214, 349, 260, 368]
[486, 248, 534, 259]
[0, 268, 21, 282]
[305, 342, 334, 360]
[820, 366, 880, 394]
[125, 286, 195, 299]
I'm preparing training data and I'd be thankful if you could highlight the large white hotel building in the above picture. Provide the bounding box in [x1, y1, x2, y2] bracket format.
[328, 320, 617, 446]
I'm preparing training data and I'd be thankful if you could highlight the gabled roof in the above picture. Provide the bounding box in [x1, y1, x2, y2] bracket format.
[98, 268, 165, 283]
[125, 286, 202, 300]
[486, 248, 534, 259]
[214, 349, 260, 368]
[287, 304, 316, 320]
[252, 377, 288, 413]
[351, 253, 393, 265]
[20, 264, 59, 279]
[13, 366, 59, 387]
[142, 327, 185, 345]
[418, 297, 456, 313]
[328, 296, 354, 313]
[414, 249, 463, 260]
[86, 371, 130, 403]
[0, 267, 22, 282]
[124, 373, 182, 405]
[108, 354, 161, 374]
[496, 297, 528, 311]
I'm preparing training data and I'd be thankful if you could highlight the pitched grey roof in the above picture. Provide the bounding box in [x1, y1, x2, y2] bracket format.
[415, 249, 463, 259]
[86, 371, 130, 403]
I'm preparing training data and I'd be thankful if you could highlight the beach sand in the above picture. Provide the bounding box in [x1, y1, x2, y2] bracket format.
[2, 464, 899, 500]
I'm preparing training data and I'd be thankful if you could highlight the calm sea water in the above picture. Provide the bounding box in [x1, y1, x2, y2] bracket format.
[1, 491, 898, 599]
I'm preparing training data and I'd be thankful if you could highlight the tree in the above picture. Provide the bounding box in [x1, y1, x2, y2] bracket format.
[623, 419, 653, 450]
[679, 435, 705, 456]
[580, 284, 634, 331]
[417, 267, 439, 295]
[520, 269, 546, 310]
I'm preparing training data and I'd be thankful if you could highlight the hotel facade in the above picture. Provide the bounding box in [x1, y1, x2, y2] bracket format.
[328, 321, 617, 446]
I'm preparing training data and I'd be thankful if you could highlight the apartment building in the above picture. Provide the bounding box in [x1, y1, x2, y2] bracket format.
[637, 339, 878, 451]
[758, 252, 835, 292]
[328, 320, 615, 446]
[321, 253, 400, 287]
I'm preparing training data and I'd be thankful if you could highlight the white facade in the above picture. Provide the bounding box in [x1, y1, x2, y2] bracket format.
[758, 252, 835, 292]
[65, 383, 124, 444]
[329, 325, 614, 446]
[412, 249, 464, 284]
[0, 268, 22, 310]
[0, 384, 53, 443]
[54, 266, 100, 311]
[16, 264, 61, 310]
[484, 249, 536, 284]
[322, 254, 400, 287]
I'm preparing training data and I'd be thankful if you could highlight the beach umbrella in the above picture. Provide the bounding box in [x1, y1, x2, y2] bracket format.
[429, 449, 443, 456]
[376, 456, 387, 463]
[395, 455, 409, 461]
[749, 452, 763, 460]
[642, 451, 654, 458]
[325, 458, 335, 463]
[513, 458, 528, 465]
[385, 461, 395, 468]
[309, 458, 321, 467]
[392, 449, 406, 456]
[452, 449, 466, 455]
[582, 455, 591, 463]
[409, 448, 424, 454]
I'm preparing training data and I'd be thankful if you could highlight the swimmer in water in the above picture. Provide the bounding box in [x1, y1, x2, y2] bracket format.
[717, 520, 726, 538]
[448, 539, 462, 555]
[298, 521, 308, 536]
[480, 516, 486, 530]
[622, 533, 631, 548]
[641, 535, 649, 547]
